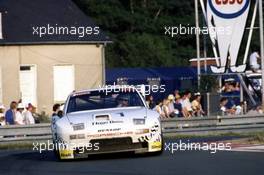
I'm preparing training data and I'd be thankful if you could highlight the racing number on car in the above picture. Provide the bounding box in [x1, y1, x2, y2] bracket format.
[215, 0, 243, 5]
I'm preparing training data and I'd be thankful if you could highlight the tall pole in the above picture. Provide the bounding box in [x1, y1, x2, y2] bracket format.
[195, 0, 201, 89]
[0, 13, 3, 39]
[260, 0, 264, 108]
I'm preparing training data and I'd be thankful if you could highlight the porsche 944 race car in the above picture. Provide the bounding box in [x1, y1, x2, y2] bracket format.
[51, 87, 163, 160]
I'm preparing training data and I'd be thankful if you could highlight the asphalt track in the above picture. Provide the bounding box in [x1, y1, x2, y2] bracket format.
[0, 139, 263, 175]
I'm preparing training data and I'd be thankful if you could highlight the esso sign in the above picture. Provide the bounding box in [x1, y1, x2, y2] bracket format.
[215, 0, 243, 5]
[208, 0, 250, 19]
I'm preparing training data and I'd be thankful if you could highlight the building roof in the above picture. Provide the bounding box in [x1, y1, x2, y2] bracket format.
[0, 0, 111, 45]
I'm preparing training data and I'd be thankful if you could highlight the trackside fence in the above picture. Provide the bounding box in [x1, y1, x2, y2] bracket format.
[0, 115, 264, 145]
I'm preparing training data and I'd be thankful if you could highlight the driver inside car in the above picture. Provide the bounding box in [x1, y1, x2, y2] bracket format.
[117, 96, 129, 107]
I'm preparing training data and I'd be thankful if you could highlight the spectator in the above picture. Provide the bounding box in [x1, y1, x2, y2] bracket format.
[256, 106, 263, 114]
[221, 82, 229, 92]
[174, 90, 180, 99]
[192, 92, 205, 117]
[249, 51, 261, 72]
[15, 103, 25, 125]
[167, 94, 176, 118]
[220, 97, 228, 115]
[234, 82, 240, 92]
[52, 103, 62, 124]
[155, 100, 165, 118]
[52, 103, 61, 117]
[5, 101, 17, 125]
[31, 105, 40, 123]
[174, 94, 183, 117]
[181, 91, 193, 118]
[248, 106, 263, 115]
[57, 110, 64, 118]
[221, 79, 240, 93]
[220, 97, 235, 116]
[0, 104, 5, 126]
[235, 102, 245, 115]
[24, 103, 36, 124]
[162, 99, 170, 118]
[146, 95, 155, 109]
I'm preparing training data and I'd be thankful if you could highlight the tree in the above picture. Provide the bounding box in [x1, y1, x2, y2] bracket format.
[74, 0, 197, 68]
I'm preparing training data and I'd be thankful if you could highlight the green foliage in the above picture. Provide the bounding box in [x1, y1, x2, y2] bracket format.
[199, 75, 218, 93]
[74, 0, 260, 68]
[36, 111, 51, 123]
[74, 0, 196, 68]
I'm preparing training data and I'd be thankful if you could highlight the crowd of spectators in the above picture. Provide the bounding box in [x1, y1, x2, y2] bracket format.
[147, 88, 263, 118]
[0, 101, 37, 126]
[221, 78, 240, 93]
[146, 90, 205, 119]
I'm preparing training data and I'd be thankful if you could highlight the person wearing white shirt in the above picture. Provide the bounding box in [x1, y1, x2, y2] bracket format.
[249, 51, 260, 71]
[15, 103, 25, 125]
[180, 91, 193, 117]
[24, 103, 35, 125]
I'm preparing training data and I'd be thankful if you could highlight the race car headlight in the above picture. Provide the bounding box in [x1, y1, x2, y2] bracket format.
[73, 123, 85, 131]
[69, 134, 85, 140]
[133, 119, 145, 125]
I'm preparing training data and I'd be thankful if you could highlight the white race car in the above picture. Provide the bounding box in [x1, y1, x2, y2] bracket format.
[51, 87, 163, 160]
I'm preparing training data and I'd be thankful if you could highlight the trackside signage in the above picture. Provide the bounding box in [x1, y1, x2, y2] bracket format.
[207, 0, 251, 73]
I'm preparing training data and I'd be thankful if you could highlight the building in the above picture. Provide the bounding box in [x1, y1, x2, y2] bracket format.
[0, 0, 110, 114]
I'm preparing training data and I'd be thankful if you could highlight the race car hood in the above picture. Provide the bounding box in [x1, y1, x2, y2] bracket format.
[65, 107, 148, 125]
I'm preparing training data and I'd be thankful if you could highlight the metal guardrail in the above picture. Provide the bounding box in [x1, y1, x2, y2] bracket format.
[0, 124, 52, 144]
[162, 114, 264, 135]
[0, 115, 264, 145]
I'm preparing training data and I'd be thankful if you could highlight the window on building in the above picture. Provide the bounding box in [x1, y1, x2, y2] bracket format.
[0, 12, 3, 39]
[19, 65, 37, 106]
[53, 65, 75, 103]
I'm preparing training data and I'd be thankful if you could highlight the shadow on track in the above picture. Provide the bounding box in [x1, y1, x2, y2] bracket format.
[11, 150, 163, 162]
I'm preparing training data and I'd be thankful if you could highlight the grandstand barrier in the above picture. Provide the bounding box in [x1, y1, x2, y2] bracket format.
[0, 115, 264, 145]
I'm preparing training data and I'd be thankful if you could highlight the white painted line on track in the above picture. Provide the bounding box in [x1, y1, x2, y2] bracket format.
[230, 145, 264, 153]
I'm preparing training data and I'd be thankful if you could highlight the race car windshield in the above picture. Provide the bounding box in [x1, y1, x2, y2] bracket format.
[67, 90, 145, 113]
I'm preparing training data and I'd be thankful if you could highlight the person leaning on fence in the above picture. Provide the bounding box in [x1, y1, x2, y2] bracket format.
[181, 90, 193, 118]
[167, 94, 176, 118]
[191, 92, 205, 117]
[5, 101, 17, 125]
[235, 102, 245, 115]
[161, 99, 171, 118]
[15, 103, 25, 125]
[155, 99, 165, 118]
[0, 104, 5, 126]
[51, 103, 62, 125]
[219, 97, 235, 116]
[24, 103, 36, 125]
[174, 94, 183, 117]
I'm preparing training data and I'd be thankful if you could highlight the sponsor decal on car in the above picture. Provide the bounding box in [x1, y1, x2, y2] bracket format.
[59, 149, 74, 159]
[150, 141, 162, 150]
[98, 128, 121, 132]
[87, 131, 133, 138]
